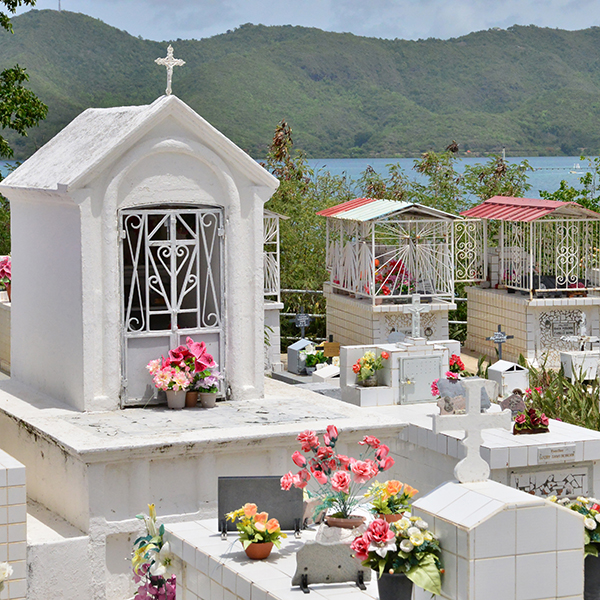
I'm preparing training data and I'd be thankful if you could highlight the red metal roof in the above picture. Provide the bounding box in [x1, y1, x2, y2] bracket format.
[316, 197, 376, 217]
[460, 196, 600, 222]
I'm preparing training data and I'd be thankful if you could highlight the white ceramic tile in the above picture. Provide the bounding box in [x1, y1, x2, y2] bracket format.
[457, 556, 472, 600]
[6, 487, 25, 505]
[7, 504, 26, 524]
[509, 446, 528, 468]
[8, 541, 25, 561]
[437, 492, 496, 525]
[584, 439, 600, 461]
[447, 436, 459, 458]
[208, 557, 224, 584]
[183, 540, 197, 566]
[516, 506, 557, 555]
[434, 517, 457, 555]
[236, 574, 252, 600]
[557, 550, 584, 597]
[474, 508, 516, 558]
[413, 482, 471, 515]
[6, 468, 25, 486]
[516, 552, 556, 600]
[198, 572, 211, 599]
[556, 507, 584, 551]
[436, 433, 448, 455]
[223, 566, 237, 593]
[408, 424, 419, 445]
[196, 549, 209, 574]
[527, 446, 538, 466]
[461, 499, 505, 529]
[251, 584, 269, 600]
[418, 427, 429, 448]
[489, 447, 509, 469]
[187, 567, 199, 595]
[440, 549, 457, 599]
[457, 528, 474, 559]
[7, 523, 25, 543]
[224, 589, 236, 600]
[474, 555, 516, 600]
[210, 579, 225, 600]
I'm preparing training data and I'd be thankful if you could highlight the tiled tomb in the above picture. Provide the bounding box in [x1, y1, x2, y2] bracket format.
[0, 450, 26, 600]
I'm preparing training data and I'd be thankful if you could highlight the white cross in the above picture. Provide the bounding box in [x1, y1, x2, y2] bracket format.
[432, 378, 511, 483]
[155, 45, 186, 96]
[404, 294, 430, 338]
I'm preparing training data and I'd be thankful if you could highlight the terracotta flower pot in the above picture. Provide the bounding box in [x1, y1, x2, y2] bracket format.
[377, 573, 413, 600]
[244, 542, 273, 560]
[325, 515, 366, 529]
[200, 393, 217, 408]
[166, 390, 186, 409]
[377, 513, 404, 523]
[4, 282, 10, 302]
[185, 391, 198, 407]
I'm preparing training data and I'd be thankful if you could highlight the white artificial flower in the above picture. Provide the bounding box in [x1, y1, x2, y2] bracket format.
[410, 531, 425, 546]
[0, 562, 13, 592]
[397, 517, 411, 531]
[585, 518, 597, 531]
[415, 519, 428, 530]
[595, 513, 600, 524]
[407, 526, 420, 536]
[369, 540, 397, 558]
[424, 531, 433, 542]
[578, 497, 590, 504]
[149, 542, 174, 577]
[399, 539, 414, 553]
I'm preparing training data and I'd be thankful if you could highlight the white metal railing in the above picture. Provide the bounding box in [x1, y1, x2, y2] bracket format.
[264, 213, 281, 302]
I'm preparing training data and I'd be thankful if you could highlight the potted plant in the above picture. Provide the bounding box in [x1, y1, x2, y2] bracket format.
[548, 495, 600, 599]
[147, 338, 216, 409]
[351, 515, 443, 599]
[513, 407, 550, 435]
[352, 350, 389, 387]
[366, 480, 418, 523]
[281, 425, 395, 528]
[194, 368, 223, 408]
[0, 561, 12, 593]
[131, 504, 176, 600]
[226, 503, 287, 560]
[0, 256, 11, 301]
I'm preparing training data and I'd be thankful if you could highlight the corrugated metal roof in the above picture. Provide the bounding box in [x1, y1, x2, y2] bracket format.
[461, 196, 600, 222]
[317, 198, 461, 222]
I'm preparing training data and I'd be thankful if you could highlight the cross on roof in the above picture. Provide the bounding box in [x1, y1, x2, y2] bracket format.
[155, 45, 186, 96]
[404, 294, 431, 338]
[433, 378, 511, 483]
[485, 324, 514, 360]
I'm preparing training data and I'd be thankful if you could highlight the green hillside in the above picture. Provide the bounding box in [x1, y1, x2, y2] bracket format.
[3, 10, 600, 158]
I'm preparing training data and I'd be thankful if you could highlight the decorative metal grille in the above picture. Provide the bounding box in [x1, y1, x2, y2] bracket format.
[263, 213, 281, 301]
[453, 219, 486, 282]
[326, 217, 454, 301]
[120, 207, 224, 405]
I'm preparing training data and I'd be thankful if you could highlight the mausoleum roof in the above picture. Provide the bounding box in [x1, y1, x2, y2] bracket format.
[316, 197, 460, 221]
[461, 195, 600, 221]
[0, 95, 278, 193]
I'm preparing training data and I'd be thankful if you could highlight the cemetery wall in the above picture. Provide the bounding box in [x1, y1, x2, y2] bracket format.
[0, 450, 26, 600]
[466, 286, 600, 368]
[0, 297, 9, 375]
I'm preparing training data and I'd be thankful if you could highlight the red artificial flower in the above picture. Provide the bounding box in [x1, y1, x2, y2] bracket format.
[379, 456, 394, 471]
[297, 430, 320, 452]
[317, 446, 334, 460]
[381, 351, 389, 360]
[367, 518, 395, 544]
[292, 469, 311, 489]
[331, 471, 351, 493]
[359, 435, 381, 448]
[336, 454, 351, 469]
[280, 472, 294, 491]
[326, 424, 339, 441]
[376, 444, 390, 460]
[313, 470, 328, 485]
[350, 534, 371, 561]
[292, 451, 307, 468]
[352, 363, 361, 374]
[515, 414, 526, 425]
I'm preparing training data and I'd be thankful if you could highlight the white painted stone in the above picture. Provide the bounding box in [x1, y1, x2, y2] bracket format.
[487, 360, 530, 397]
[311, 365, 340, 382]
[560, 350, 600, 380]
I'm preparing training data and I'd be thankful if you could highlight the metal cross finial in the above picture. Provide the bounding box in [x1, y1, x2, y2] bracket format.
[404, 294, 431, 338]
[155, 45, 185, 96]
[433, 379, 511, 483]
[485, 324, 514, 360]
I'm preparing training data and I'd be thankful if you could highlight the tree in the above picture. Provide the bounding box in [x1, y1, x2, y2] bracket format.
[0, 0, 48, 254]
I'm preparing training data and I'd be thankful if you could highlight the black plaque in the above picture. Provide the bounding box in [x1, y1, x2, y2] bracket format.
[218, 475, 303, 532]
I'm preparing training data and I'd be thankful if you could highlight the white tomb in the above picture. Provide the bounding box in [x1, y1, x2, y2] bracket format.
[0, 94, 279, 410]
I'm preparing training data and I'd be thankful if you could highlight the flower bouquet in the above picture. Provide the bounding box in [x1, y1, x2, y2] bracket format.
[353, 350, 389, 387]
[0, 256, 10, 300]
[366, 480, 418, 522]
[132, 504, 176, 600]
[0, 561, 12, 593]
[281, 425, 394, 527]
[226, 503, 286, 559]
[549, 495, 600, 557]
[351, 515, 443, 596]
[513, 407, 549, 435]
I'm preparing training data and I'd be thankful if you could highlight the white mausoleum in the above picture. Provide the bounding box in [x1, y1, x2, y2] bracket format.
[0, 95, 279, 410]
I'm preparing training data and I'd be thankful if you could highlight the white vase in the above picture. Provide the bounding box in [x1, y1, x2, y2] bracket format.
[166, 389, 186, 409]
[200, 393, 217, 408]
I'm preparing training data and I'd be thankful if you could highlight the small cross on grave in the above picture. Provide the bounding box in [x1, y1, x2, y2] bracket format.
[155, 45, 186, 96]
[294, 307, 312, 339]
[433, 378, 511, 483]
[404, 294, 430, 338]
[485, 324, 514, 360]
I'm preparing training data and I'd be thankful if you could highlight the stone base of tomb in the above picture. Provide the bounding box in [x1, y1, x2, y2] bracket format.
[466, 286, 600, 367]
[0, 376, 409, 600]
[324, 283, 456, 345]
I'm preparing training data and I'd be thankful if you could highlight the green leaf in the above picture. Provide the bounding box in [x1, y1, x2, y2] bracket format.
[405, 554, 442, 596]
[586, 544, 599, 558]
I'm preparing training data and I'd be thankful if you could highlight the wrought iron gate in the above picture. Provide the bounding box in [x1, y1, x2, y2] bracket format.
[119, 207, 224, 406]
[453, 218, 486, 283]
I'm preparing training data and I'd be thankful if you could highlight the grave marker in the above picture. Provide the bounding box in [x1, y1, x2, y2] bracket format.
[294, 308, 312, 339]
[404, 294, 430, 338]
[485, 324, 514, 360]
[155, 45, 185, 95]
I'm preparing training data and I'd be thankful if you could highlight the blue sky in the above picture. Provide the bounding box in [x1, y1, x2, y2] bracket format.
[16, 0, 600, 42]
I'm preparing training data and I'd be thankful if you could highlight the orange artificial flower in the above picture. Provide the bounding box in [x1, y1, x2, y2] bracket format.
[243, 503, 257, 517]
[255, 512, 268, 524]
[385, 480, 403, 497]
[266, 518, 280, 533]
[381, 351, 389, 360]
[403, 484, 419, 498]
[255, 521, 266, 532]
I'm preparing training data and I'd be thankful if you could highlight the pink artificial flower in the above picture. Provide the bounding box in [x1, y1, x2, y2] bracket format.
[376, 444, 389, 460]
[541, 414, 549, 426]
[358, 435, 381, 448]
[446, 371, 460, 380]
[292, 451, 307, 468]
[351, 460, 377, 483]
[331, 471, 351, 493]
[515, 413, 526, 425]
[431, 378, 440, 397]
[378, 456, 395, 471]
[316, 446, 334, 460]
[0, 257, 10, 281]
[297, 430, 320, 452]
[367, 518, 395, 544]
[337, 454, 351, 469]
[292, 469, 311, 489]
[168, 345, 190, 365]
[281, 472, 294, 491]
[350, 533, 371, 561]
[186, 337, 216, 371]
[313, 470, 328, 485]
[326, 424, 339, 442]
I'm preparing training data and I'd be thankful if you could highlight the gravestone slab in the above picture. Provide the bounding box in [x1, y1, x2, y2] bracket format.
[291, 541, 371, 587]
[218, 476, 303, 531]
[500, 393, 526, 418]
[312, 365, 340, 382]
[437, 377, 492, 412]
[438, 394, 466, 415]
[287, 339, 313, 374]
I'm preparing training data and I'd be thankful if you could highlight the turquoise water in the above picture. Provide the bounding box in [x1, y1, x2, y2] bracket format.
[306, 156, 595, 199]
